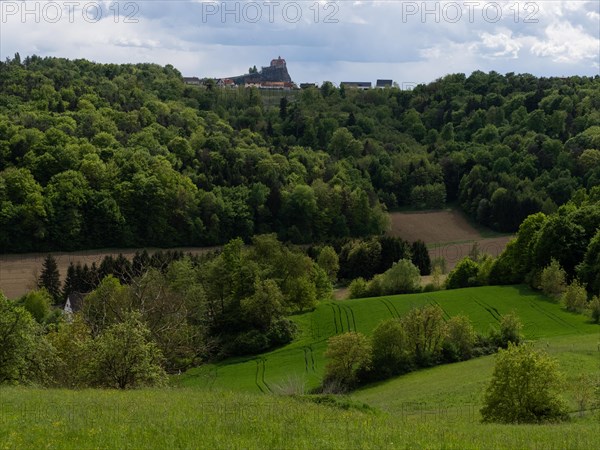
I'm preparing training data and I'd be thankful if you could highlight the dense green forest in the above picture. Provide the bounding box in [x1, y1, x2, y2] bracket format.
[1, 54, 599, 252]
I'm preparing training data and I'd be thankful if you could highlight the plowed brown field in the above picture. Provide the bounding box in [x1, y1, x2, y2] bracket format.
[1, 210, 513, 300]
[0, 247, 216, 300]
[389, 209, 513, 270]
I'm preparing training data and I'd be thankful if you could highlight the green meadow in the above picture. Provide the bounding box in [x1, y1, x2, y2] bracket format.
[2, 285, 599, 449]
[0, 384, 598, 449]
[177, 285, 599, 393]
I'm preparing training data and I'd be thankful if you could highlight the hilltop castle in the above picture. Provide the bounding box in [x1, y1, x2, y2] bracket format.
[231, 57, 293, 85]
[183, 57, 295, 89]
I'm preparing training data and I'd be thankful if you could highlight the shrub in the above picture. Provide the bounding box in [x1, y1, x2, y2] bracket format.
[540, 259, 567, 298]
[481, 343, 568, 423]
[573, 374, 594, 417]
[266, 318, 297, 346]
[348, 277, 369, 299]
[422, 283, 437, 292]
[231, 329, 270, 355]
[271, 375, 307, 396]
[379, 259, 421, 295]
[21, 289, 52, 323]
[443, 315, 476, 361]
[46, 315, 93, 388]
[370, 319, 411, 379]
[88, 312, 167, 389]
[401, 305, 446, 367]
[445, 258, 480, 289]
[0, 294, 39, 384]
[490, 312, 523, 349]
[323, 332, 371, 388]
[561, 279, 588, 313]
[349, 259, 421, 298]
[366, 274, 384, 297]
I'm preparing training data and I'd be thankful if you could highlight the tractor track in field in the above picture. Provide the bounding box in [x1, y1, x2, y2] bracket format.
[379, 298, 400, 319]
[528, 300, 580, 332]
[335, 303, 347, 333]
[473, 298, 501, 322]
[379, 299, 396, 319]
[254, 358, 271, 393]
[341, 304, 357, 332]
[328, 303, 339, 334]
[303, 346, 316, 372]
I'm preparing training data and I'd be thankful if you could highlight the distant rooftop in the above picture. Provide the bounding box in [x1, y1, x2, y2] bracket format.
[376, 79, 393, 87]
[341, 82, 372, 89]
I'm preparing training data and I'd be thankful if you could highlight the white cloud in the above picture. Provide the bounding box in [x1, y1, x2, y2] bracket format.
[478, 30, 522, 59]
[531, 22, 599, 63]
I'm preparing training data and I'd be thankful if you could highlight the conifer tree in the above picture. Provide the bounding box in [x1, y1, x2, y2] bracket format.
[39, 254, 61, 304]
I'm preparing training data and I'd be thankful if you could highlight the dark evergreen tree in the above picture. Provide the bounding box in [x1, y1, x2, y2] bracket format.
[38, 254, 61, 304]
[74, 263, 85, 292]
[99, 255, 116, 280]
[62, 262, 77, 300]
[132, 250, 150, 277]
[411, 240, 432, 275]
[347, 112, 356, 127]
[113, 254, 133, 284]
[377, 236, 411, 274]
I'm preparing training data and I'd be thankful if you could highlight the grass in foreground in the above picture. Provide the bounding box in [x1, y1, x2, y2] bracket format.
[0, 387, 599, 450]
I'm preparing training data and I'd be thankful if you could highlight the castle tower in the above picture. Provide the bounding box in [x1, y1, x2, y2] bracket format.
[270, 56, 286, 68]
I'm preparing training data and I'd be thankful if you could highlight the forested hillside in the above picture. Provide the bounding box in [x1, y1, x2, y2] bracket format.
[1, 55, 599, 252]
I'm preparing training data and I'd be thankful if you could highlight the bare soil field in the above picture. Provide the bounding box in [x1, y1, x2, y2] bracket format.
[427, 236, 513, 270]
[1, 210, 512, 300]
[389, 210, 486, 243]
[389, 209, 514, 271]
[0, 247, 217, 300]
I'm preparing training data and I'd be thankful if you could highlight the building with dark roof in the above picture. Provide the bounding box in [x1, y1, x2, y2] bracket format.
[376, 79, 393, 88]
[341, 82, 372, 90]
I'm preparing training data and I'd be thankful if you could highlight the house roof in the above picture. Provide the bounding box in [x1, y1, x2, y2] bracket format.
[341, 82, 372, 88]
[64, 292, 87, 314]
[376, 79, 393, 87]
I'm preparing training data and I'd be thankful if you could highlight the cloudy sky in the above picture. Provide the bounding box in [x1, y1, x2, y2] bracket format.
[1, 1, 598, 84]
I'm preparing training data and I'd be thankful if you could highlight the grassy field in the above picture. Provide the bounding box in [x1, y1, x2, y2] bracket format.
[1, 386, 598, 450]
[353, 332, 600, 415]
[176, 286, 599, 393]
[2, 285, 598, 449]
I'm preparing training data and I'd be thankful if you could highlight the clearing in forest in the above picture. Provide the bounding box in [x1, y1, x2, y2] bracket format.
[389, 209, 513, 269]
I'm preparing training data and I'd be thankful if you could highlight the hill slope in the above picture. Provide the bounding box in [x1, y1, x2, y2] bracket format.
[177, 286, 599, 393]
